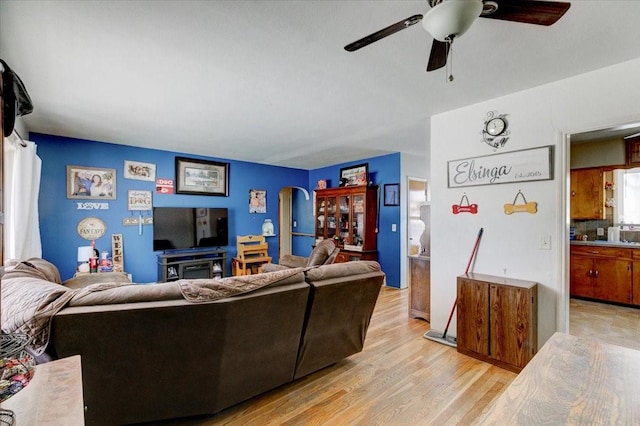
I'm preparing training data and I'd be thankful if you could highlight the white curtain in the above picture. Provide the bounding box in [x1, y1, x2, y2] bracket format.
[3, 133, 42, 261]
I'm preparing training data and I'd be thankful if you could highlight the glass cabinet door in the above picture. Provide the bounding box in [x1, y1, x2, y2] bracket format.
[339, 195, 350, 243]
[352, 194, 365, 247]
[326, 196, 337, 239]
[316, 196, 326, 238]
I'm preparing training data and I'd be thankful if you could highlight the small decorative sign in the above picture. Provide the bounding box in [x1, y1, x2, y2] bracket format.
[452, 194, 478, 214]
[448, 146, 553, 188]
[156, 178, 174, 194]
[127, 190, 152, 211]
[77, 217, 107, 240]
[76, 202, 109, 210]
[111, 234, 124, 272]
[504, 190, 537, 215]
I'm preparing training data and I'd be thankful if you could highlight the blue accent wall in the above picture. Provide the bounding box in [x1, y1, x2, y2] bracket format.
[32, 133, 401, 287]
[308, 153, 401, 287]
[33, 133, 308, 282]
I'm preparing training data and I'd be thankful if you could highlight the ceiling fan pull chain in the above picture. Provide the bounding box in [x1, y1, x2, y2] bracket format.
[446, 36, 454, 82]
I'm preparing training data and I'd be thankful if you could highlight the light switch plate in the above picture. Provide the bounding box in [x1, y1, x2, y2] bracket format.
[539, 234, 551, 250]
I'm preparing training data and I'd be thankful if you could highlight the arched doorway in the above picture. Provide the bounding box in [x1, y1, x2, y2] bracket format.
[278, 186, 312, 261]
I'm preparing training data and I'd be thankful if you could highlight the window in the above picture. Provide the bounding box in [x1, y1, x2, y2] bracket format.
[613, 167, 640, 227]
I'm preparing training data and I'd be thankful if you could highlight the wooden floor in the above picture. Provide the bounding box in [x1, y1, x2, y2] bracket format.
[569, 297, 640, 351]
[151, 287, 516, 425]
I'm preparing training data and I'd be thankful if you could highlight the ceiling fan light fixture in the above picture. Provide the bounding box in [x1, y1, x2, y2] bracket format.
[422, 0, 483, 42]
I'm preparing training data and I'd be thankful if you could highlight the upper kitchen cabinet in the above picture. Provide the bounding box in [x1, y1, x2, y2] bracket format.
[570, 168, 605, 220]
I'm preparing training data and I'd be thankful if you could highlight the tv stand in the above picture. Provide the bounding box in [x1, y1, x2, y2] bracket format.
[157, 249, 227, 282]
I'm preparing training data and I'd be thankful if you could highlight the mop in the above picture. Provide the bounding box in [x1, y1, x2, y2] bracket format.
[423, 227, 483, 348]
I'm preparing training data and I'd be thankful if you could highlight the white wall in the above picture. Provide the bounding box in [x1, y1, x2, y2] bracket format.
[430, 58, 640, 346]
[400, 151, 430, 288]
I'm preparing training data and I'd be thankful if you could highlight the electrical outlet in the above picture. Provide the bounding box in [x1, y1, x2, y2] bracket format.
[597, 227, 604, 236]
[293, 220, 297, 228]
[539, 234, 551, 250]
[391, 224, 397, 232]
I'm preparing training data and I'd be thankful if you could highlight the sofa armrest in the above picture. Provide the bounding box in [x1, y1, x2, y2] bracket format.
[279, 255, 307, 268]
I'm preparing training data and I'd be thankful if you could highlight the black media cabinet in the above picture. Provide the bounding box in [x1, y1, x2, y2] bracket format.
[157, 249, 227, 282]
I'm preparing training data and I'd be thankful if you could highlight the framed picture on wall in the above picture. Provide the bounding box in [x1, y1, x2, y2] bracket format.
[249, 189, 266, 213]
[67, 165, 116, 199]
[339, 163, 368, 186]
[384, 183, 400, 206]
[124, 160, 156, 181]
[175, 157, 229, 196]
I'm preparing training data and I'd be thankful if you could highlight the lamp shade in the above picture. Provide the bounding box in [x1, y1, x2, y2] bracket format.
[422, 0, 483, 42]
[77, 246, 94, 262]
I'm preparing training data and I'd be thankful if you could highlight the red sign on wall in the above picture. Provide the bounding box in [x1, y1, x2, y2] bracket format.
[156, 178, 174, 194]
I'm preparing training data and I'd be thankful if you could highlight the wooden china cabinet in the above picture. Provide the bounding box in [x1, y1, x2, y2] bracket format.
[314, 186, 378, 262]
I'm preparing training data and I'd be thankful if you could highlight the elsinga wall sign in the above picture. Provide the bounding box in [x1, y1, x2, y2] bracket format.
[448, 145, 553, 188]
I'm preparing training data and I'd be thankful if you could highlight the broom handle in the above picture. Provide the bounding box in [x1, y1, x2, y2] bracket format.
[464, 228, 484, 274]
[442, 227, 483, 338]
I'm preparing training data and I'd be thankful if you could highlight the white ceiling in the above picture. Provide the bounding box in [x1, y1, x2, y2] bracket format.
[2, 1, 640, 169]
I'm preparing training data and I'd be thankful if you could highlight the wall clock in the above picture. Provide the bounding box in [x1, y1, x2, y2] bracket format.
[482, 111, 510, 149]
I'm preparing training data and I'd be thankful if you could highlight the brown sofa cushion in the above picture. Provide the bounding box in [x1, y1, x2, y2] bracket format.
[63, 272, 132, 289]
[3, 258, 62, 284]
[68, 281, 183, 306]
[304, 260, 381, 282]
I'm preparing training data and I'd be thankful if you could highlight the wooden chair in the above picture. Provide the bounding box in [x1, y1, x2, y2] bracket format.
[232, 235, 272, 276]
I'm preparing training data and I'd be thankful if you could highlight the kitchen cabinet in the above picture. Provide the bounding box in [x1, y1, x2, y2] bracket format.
[634, 250, 640, 305]
[570, 168, 605, 219]
[457, 273, 537, 373]
[570, 245, 633, 304]
[315, 186, 378, 262]
[409, 256, 430, 320]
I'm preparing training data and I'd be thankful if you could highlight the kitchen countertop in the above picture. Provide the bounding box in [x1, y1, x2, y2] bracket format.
[571, 240, 640, 248]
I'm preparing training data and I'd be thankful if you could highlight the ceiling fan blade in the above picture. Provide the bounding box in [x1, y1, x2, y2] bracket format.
[344, 14, 423, 52]
[426, 39, 449, 72]
[480, 0, 571, 26]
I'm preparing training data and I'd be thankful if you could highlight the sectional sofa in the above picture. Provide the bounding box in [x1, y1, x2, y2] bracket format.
[1, 258, 385, 425]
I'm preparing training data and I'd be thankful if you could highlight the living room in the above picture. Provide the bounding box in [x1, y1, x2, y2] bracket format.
[3, 1, 640, 424]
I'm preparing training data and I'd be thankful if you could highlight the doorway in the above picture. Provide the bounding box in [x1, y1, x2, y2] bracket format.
[278, 186, 312, 261]
[567, 123, 640, 351]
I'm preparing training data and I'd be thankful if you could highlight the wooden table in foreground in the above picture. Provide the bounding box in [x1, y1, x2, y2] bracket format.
[476, 332, 640, 425]
[0, 355, 84, 425]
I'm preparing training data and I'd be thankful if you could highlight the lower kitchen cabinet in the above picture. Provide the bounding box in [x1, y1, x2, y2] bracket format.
[570, 245, 633, 305]
[457, 273, 537, 373]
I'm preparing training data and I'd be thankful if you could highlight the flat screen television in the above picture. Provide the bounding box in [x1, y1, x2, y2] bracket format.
[153, 207, 229, 251]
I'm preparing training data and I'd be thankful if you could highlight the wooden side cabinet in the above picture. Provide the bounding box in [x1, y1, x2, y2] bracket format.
[570, 168, 605, 219]
[457, 273, 537, 373]
[409, 256, 430, 321]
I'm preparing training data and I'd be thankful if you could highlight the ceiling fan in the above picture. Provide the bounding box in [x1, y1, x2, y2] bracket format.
[344, 0, 571, 76]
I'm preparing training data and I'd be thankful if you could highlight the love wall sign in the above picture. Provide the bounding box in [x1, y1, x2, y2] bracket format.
[448, 146, 553, 188]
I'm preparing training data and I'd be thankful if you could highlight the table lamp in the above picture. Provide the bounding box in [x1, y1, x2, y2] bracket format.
[77, 246, 93, 273]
